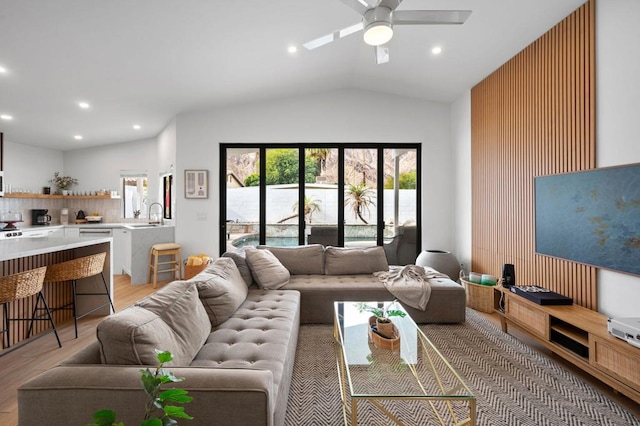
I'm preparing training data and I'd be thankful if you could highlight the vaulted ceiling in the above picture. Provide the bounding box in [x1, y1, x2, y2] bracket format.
[0, 0, 586, 150]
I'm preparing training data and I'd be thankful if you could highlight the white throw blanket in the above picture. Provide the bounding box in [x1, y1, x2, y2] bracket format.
[374, 265, 450, 310]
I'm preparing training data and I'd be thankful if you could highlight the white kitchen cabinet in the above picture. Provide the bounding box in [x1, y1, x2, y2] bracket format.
[113, 228, 132, 275]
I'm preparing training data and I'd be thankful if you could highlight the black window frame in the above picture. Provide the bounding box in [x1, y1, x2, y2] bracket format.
[219, 143, 421, 255]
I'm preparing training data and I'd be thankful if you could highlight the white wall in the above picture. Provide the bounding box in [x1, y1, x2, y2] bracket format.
[175, 88, 453, 257]
[63, 137, 158, 197]
[451, 92, 472, 275]
[3, 141, 63, 193]
[594, 0, 640, 318]
[155, 119, 177, 224]
[450, 0, 640, 318]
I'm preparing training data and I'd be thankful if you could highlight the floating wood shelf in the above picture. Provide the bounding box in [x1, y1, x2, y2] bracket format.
[3, 194, 120, 200]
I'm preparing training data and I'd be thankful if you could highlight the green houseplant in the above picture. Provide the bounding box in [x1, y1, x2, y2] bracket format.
[89, 350, 193, 426]
[356, 301, 406, 338]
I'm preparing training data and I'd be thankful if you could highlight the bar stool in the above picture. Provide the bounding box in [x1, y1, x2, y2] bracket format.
[148, 243, 182, 288]
[0, 266, 61, 353]
[44, 252, 114, 338]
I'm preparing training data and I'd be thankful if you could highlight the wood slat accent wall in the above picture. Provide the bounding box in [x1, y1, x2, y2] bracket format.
[470, 1, 597, 309]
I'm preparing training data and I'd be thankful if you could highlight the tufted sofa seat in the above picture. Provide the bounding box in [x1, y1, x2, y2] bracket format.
[18, 259, 300, 426]
[191, 289, 300, 425]
[284, 273, 464, 324]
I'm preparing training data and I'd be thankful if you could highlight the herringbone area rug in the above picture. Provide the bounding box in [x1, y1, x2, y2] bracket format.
[285, 309, 639, 425]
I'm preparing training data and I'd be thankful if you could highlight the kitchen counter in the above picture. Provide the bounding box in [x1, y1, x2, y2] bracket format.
[0, 235, 113, 348]
[0, 235, 112, 262]
[5, 223, 175, 285]
[22, 223, 174, 230]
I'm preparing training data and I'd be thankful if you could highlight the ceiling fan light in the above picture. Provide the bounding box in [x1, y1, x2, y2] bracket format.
[363, 22, 393, 46]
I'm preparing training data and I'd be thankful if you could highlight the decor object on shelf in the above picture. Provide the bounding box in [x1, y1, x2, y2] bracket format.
[184, 170, 208, 199]
[415, 250, 461, 281]
[49, 172, 77, 194]
[89, 349, 193, 426]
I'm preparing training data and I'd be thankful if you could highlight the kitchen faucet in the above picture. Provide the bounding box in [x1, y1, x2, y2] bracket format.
[148, 202, 163, 225]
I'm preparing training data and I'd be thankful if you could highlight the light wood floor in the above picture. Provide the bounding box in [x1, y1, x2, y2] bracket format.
[0, 275, 169, 426]
[0, 279, 637, 425]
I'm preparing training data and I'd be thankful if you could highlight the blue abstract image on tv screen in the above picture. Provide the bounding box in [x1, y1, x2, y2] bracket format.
[535, 163, 640, 276]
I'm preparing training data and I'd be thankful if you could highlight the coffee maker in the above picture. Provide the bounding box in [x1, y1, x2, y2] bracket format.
[31, 209, 52, 225]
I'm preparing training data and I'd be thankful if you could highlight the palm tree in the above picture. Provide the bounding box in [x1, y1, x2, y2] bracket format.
[345, 183, 376, 224]
[306, 148, 331, 177]
[277, 196, 322, 223]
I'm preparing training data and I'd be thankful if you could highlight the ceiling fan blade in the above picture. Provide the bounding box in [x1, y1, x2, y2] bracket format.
[338, 0, 378, 16]
[379, 0, 402, 12]
[374, 45, 389, 64]
[303, 22, 364, 50]
[393, 10, 472, 25]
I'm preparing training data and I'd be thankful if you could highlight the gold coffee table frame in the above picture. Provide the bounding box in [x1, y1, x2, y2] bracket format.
[333, 301, 476, 425]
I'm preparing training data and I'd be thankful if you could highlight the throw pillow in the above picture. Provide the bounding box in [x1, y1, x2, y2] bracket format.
[257, 244, 325, 275]
[245, 247, 290, 289]
[193, 257, 248, 326]
[222, 247, 253, 286]
[325, 246, 389, 275]
[97, 281, 210, 366]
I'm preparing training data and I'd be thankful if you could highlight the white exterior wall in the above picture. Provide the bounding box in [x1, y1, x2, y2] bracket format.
[228, 186, 416, 226]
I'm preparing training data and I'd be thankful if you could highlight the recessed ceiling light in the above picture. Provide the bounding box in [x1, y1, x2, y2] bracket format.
[0, 114, 13, 120]
[74, 135, 83, 140]
[133, 124, 141, 130]
[0, 66, 7, 73]
[431, 46, 443, 55]
[78, 101, 90, 109]
[288, 45, 298, 54]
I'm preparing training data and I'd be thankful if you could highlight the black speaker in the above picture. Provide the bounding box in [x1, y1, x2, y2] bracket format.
[502, 264, 515, 287]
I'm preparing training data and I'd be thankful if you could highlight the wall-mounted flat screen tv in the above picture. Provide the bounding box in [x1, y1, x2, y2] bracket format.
[535, 163, 640, 277]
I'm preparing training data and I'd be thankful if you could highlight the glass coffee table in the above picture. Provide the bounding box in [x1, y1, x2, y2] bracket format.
[333, 301, 476, 425]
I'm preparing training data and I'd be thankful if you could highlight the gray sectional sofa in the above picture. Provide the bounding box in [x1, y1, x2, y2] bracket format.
[225, 244, 465, 324]
[18, 245, 465, 426]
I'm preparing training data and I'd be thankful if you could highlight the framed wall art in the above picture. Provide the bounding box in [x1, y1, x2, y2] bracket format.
[185, 169, 208, 199]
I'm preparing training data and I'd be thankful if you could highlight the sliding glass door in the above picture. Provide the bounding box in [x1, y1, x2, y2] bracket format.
[220, 143, 420, 257]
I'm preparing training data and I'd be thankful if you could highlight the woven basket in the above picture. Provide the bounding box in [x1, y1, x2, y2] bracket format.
[461, 278, 497, 313]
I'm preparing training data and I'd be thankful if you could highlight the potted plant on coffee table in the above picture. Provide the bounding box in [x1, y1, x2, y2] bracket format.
[356, 301, 406, 338]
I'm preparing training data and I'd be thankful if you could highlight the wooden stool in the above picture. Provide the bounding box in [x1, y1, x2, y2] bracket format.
[44, 252, 113, 339]
[1, 266, 61, 354]
[148, 243, 182, 288]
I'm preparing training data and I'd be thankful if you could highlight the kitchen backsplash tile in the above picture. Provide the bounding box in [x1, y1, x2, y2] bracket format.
[0, 197, 147, 226]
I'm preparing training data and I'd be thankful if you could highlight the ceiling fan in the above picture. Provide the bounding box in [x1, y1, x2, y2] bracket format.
[303, 0, 471, 64]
